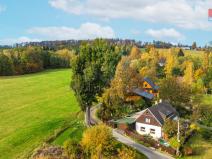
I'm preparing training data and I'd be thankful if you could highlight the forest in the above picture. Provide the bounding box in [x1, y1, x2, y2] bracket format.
[0, 47, 73, 76]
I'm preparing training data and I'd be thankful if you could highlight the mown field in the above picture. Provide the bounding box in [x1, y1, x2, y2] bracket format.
[0, 69, 82, 159]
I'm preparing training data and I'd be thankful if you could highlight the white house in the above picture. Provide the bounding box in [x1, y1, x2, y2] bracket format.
[134, 101, 178, 139]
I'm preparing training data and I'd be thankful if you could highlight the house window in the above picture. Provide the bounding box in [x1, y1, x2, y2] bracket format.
[140, 127, 145, 132]
[145, 118, 150, 123]
[150, 129, 155, 134]
[145, 84, 148, 87]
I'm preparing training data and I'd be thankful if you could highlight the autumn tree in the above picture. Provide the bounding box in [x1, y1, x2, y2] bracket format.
[183, 61, 194, 85]
[0, 53, 14, 75]
[110, 56, 143, 100]
[194, 68, 204, 81]
[64, 139, 82, 159]
[81, 124, 116, 158]
[159, 77, 192, 115]
[203, 51, 209, 71]
[192, 78, 205, 94]
[128, 46, 141, 60]
[164, 51, 176, 77]
[139, 48, 158, 80]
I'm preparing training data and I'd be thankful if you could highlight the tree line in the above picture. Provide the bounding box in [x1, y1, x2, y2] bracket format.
[0, 47, 74, 76]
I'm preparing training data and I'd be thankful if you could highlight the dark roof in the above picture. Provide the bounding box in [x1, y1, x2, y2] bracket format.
[144, 77, 159, 90]
[132, 88, 154, 100]
[148, 102, 178, 125]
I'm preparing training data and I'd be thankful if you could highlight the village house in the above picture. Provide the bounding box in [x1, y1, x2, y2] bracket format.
[128, 77, 159, 101]
[114, 101, 178, 139]
[134, 101, 178, 139]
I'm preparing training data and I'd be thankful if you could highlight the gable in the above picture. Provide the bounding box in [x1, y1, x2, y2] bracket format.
[143, 81, 152, 89]
[136, 109, 161, 127]
[143, 77, 159, 90]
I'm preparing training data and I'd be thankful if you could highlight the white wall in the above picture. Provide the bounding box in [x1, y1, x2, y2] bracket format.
[136, 122, 162, 139]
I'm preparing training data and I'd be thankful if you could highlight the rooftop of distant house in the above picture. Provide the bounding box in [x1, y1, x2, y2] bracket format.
[132, 77, 159, 100]
[143, 77, 159, 90]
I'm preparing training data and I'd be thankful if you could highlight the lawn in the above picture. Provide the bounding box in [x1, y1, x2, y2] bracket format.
[0, 69, 82, 159]
[52, 112, 85, 146]
[182, 133, 212, 159]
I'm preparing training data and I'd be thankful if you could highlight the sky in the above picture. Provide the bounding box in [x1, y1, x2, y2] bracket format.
[0, 0, 212, 46]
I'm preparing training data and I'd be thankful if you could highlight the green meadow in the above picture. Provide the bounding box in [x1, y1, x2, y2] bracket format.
[0, 69, 82, 159]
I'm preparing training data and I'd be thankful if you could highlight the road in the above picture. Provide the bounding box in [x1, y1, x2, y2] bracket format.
[87, 105, 174, 159]
[113, 129, 173, 159]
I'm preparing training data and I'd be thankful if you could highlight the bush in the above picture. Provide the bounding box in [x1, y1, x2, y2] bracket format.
[169, 137, 180, 149]
[63, 139, 82, 159]
[118, 146, 136, 159]
[183, 146, 193, 156]
[0, 53, 14, 75]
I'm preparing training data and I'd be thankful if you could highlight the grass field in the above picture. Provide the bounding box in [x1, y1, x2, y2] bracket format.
[0, 69, 82, 159]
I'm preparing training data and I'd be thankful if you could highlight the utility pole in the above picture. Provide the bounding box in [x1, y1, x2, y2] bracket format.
[177, 118, 180, 156]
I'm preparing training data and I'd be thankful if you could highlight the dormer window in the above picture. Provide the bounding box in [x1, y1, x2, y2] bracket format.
[145, 118, 150, 123]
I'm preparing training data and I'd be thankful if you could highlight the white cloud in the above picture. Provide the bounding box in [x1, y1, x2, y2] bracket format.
[130, 29, 141, 36]
[27, 22, 115, 40]
[146, 28, 184, 41]
[0, 37, 40, 45]
[0, 4, 6, 13]
[49, 0, 212, 30]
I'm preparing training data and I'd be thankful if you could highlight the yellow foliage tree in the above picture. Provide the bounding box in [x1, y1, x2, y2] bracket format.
[149, 47, 159, 64]
[81, 124, 115, 158]
[164, 53, 175, 77]
[129, 46, 141, 60]
[183, 61, 194, 85]
[139, 66, 149, 77]
[194, 68, 204, 80]
[110, 56, 143, 100]
[141, 52, 151, 65]
[203, 51, 209, 71]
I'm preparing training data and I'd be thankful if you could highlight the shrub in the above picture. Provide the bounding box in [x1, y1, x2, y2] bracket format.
[63, 139, 82, 159]
[118, 146, 136, 159]
[183, 146, 193, 156]
[169, 137, 180, 149]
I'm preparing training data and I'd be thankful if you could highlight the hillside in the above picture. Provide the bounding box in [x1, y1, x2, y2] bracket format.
[0, 69, 81, 159]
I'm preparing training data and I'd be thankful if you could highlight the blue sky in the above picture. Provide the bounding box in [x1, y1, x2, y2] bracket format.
[0, 0, 212, 46]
